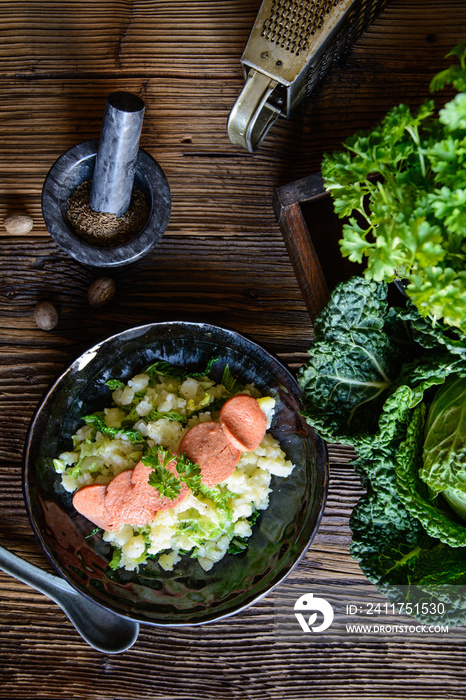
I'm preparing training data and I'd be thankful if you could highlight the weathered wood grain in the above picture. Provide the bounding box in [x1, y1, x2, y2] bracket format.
[1, 1, 466, 699]
[0, 0, 261, 77]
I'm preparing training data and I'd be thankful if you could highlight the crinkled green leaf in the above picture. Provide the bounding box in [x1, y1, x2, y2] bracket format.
[298, 278, 410, 442]
[398, 301, 466, 356]
[407, 267, 466, 332]
[299, 274, 466, 622]
[440, 92, 466, 131]
[350, 490, 466, 626]
[427, 185, 466, 237]
[392, 403, 466, 546]
[145, 356, 220, 382]
[322, 39, 466, 333]
[422, 376, 466, 495]
[82, 412, 143, 444]
[427, 135, 466, 188]
[350, 492, 422, 571]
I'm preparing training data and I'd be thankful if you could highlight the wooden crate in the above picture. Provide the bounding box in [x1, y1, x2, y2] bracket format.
[273, 172, 363, 321]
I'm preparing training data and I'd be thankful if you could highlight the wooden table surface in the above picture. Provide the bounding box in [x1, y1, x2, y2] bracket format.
[1, 2, 466, 698]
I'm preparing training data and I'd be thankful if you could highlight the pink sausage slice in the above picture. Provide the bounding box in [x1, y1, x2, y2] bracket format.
[179, 421, 241, 487]
[131, 459, 189, 513]
[72, 484, 121, 532]
[220, 394, 267, 452]
[105, 469, 155, 527]
[105, 457, 190, 526]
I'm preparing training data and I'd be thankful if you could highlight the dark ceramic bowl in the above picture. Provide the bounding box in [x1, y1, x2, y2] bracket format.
[41, 139, 171, 268]
[23, 322, 328, 626]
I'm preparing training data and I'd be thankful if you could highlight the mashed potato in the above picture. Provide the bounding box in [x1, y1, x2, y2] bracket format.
[54, 363, 295, 573]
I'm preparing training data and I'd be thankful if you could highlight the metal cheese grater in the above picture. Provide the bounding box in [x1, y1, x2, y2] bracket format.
[228, 0, 390, 151]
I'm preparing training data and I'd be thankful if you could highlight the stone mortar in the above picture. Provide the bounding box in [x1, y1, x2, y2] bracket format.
[41, 139, 171, 267]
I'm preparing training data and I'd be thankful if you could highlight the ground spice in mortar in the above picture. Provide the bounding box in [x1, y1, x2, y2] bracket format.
[66, 179, 149, 247]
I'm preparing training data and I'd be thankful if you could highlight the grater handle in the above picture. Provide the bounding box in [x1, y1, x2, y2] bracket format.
[227, 69, 281, 152]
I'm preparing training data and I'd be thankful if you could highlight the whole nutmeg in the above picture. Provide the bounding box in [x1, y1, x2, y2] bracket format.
[87, 277, 116, 307]
[3, 213, 34, 235]
[33, 301, 58, 331]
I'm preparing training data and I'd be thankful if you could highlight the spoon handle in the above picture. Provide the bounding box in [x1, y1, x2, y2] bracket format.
[0, 543, 75, 601]
[0, 543, 139, 653]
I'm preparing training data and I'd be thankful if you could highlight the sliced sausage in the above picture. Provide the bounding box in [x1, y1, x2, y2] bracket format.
[179, 421, 241, 487]
[104, 469, 154, 526]
[220, 394, 267, 451]
[104, 458, 190, 526]
[72, 484, 121, 532]
[131, 459, 189, 513]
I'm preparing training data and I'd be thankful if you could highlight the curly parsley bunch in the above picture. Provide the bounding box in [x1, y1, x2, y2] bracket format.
[322, 39, 466, 334]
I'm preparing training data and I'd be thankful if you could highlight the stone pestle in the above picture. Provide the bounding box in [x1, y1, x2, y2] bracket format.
[89, 91, 145, 217]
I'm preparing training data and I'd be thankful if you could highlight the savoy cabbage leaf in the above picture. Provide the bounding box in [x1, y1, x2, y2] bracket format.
[298, 277, 411, 442]
[352, 357, 466, 548]
[300, 277, 466, 623]
[422, 376, 466, 495]
[350, 491, 423, 575]
[393, 402, 466, 547]
[398, 301, 466, 356]
[350, 489, 466, 627]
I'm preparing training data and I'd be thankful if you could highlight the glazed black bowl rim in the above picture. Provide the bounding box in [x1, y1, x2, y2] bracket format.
[22, 321, 329, 626]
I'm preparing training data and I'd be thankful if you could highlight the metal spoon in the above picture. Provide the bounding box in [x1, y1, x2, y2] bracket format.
[0, 544, 139, 653]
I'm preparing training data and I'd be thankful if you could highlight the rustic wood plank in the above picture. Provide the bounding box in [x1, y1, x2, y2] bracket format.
[0, 0, 262, 77]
